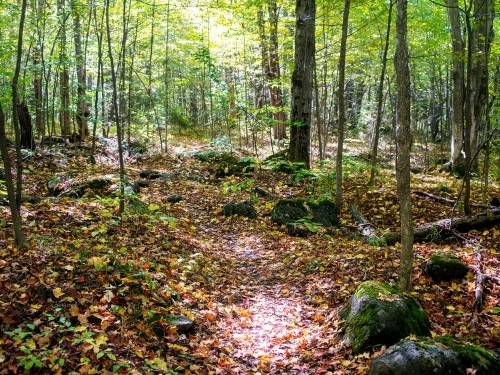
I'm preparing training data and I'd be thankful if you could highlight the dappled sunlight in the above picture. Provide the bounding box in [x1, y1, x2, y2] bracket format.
[210, 232, 330, 372]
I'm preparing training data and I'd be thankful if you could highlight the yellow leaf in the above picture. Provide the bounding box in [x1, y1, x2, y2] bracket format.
[53, 288, 64, 299]
[167, 343, 188, 352]
[74, 325, 87, 333]
[446, 305, 455, 311]
[100, 210, 112, 218]
[148, 203, 160, 211]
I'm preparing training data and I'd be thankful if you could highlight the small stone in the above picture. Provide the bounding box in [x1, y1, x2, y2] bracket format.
[167, 194, 183, 203]
[164, 315, 194, 333]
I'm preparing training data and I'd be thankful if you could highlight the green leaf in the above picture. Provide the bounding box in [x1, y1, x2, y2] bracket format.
[32, 357, 43, 367]
[107, 352, 117, 360]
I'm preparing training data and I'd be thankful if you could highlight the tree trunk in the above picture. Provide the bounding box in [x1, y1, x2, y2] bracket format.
[106, 0, 126, 214]
[59, 0, 71, 136]
[395, 0, 414, 292]
[471, 0, 495, 171]
[369, 0, 393, 185]
[0, 104, 27, 249]
[18, 102, 33, 150]
[267, 0, 287, 140]
[445, 0, 465, 170]
[288, 0, 315, 169]
[335, 0, 350, 216]
[33, 4, 45, 139]
[72, 0, 89, 139]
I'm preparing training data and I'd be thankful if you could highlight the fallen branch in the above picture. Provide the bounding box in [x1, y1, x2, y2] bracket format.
[379, 208, 499, 245]
[413, 190, 490, 209]
[469, 243, 485, 329]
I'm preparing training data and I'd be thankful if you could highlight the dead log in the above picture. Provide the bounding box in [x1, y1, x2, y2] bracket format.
[349, 203, 379, 239]
[0, 195, 45, 206]
[413, 190, 490, 209]
[375, 208, 499, 245]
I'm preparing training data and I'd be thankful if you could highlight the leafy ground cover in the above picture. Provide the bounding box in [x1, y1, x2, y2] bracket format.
[0, 140, 499, 374]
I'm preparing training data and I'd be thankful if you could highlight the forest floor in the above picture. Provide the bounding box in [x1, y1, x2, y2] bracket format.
[0, 137, 499, 374]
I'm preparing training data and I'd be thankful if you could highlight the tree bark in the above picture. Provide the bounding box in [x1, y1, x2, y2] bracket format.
[395, 0, 413, 291]
[106, 0, 126, 214]
[0, 105, 27, 249]
[288, 0, 316, 169]
[445, 0, 465, 170]
[369, 0, 394, 185]
[72, 0, 89, 139]
[267, 0, 287, 140]
[59, 0, 71, 136]
[335, 0, 350, 216]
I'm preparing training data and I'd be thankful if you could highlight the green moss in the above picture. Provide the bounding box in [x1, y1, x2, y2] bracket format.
[354, 280, 400, 299]
[434, 337, 500, 374]
[340, 281, 431, 354]
[426, 253, 468, 281]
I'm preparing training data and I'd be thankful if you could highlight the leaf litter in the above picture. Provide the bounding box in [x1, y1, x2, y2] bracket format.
[0, 141, 498, 374]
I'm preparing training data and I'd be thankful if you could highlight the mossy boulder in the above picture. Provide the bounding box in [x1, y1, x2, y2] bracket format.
[48, 174, 139, 198]
[340, 281, 431, 354]
[192, 151, 255, 177]
[369, 338, 500, 375]
[271, 200, 308, 225]
[310, 200, 338, 227]
[425, 253, 468, 282]
[222, 201, 257, 219]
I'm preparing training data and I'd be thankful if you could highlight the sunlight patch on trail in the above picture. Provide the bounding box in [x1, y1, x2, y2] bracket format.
[215, 233, 327, 372]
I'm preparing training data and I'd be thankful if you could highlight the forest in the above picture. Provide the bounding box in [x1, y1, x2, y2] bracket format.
[0, 0, 499, 373]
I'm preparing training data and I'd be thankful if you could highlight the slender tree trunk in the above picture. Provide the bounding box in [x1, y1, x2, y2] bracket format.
[395, 0, 414, 291]
[446, 0, 465, 171]
[0, 105, 27, 249]
[463, 5, 474, 215]
[164, 0, 170, 152]
[91, 3, 104, 161]
[33, 0, 45, 138]
[471, 0, 495, 171]
[6, 0, 28, 249]
[267, 0, 286, 140]
[106, 0, 126, 214]
[335, 0, 350, 215]
[369, 0, 393, 185]
[288, 0, 316, 169]
[72, 0, 89, 139]
[59, 0, 71, 136]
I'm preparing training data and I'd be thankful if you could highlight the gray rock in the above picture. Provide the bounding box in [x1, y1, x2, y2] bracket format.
[370, 338, 500, 375]
[164, 314, 194, 333]
[340, 280, 430, 354]
[369, 339, 461, 375]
